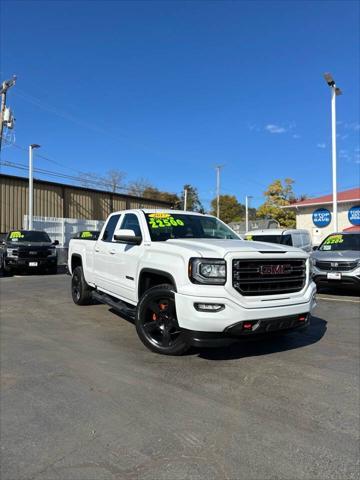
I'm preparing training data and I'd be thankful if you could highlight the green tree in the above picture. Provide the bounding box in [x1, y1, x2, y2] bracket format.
[210, 195, 245, 223]
[181, 184, 204, 212]
[257, 178, 296, 228]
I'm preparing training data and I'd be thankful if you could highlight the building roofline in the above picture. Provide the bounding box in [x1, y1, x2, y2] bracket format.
[0, 173, 173, 206]
[282, 198, 360, 209]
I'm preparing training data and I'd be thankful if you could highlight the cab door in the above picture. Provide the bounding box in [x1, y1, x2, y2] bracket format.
[93, 213, 122, 292]
[107, 213, 144, 303]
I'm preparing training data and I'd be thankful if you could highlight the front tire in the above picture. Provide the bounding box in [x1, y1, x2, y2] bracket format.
[71, 266, 92, 305]
[135, 284, 190, 355]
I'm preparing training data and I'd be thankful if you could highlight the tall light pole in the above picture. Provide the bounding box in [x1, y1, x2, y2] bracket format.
[28, 144, 40, 230]
[183, 186, 188, 211]
[324, 73, 342, 232]
[0, 75, 16, 152]
[215, 165, 224, 218]
[245, 195, 253, 232]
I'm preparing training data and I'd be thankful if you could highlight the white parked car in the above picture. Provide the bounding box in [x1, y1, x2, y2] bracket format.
[68, 210, 316, 355]
[245, 229, 312, 252]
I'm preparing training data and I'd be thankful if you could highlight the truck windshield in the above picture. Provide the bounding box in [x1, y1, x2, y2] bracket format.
[7, 230, 51, 243]
[319, 234, 360, 251]
[247, 234, 292, 246]
[145, 213, 238, 241]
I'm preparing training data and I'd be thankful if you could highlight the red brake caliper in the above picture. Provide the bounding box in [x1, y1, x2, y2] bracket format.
[153, 303, 167, 321]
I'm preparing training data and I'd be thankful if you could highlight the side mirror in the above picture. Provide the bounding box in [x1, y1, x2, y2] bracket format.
[113, 229, 142, 245]
[312, 245, 318, 251]
[53, 240, 59, 246]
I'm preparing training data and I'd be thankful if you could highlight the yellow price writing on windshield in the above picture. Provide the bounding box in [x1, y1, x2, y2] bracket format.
[81, 231, 93, 238]
[148, 213, 171, 219]
[324, 234, 343, 245]
[9, 231, 24, 239]
[149, 216, 185, 228]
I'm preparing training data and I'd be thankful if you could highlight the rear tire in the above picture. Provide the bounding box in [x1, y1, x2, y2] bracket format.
[71, 266, 92, 305]
[135, 284, 190, 355]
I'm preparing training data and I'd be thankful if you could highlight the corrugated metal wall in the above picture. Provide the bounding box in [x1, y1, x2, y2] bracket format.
[0, 174, 173, 232]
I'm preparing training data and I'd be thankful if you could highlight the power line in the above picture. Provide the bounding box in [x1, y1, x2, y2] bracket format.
[0, 160, 131, 193]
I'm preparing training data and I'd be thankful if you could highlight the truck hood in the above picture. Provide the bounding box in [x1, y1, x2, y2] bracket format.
[312, 250, 360, 262]
[165, 238, 304, 257]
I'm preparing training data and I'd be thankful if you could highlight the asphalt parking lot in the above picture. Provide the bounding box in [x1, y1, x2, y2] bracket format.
[1, 274, 359, 480]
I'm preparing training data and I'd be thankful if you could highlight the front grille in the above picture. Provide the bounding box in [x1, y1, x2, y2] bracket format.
[17, 248, 51, 259]
[232, 259, 306, 296]
[315, 261, 358, 272]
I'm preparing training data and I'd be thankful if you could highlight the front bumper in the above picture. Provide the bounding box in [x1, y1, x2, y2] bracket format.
[182, 313, 310, 347]
[313, 274, 360, 288]
[174, 281, 317, 333]
[5, 257, 57, 270]
[312, 265, 360, 288]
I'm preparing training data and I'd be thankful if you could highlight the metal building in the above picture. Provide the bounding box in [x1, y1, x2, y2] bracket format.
[0, 173, 173, 232]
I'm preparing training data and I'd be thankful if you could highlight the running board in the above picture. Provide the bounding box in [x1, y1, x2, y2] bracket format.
[92, 291, 136, 319]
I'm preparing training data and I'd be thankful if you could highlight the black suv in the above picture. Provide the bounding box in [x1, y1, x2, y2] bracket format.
[0, 230, 59, 275]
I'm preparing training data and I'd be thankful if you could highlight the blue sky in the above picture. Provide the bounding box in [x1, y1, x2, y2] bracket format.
[1, 0, 359, 209]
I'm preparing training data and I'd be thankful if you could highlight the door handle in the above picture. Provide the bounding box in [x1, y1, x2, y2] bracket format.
[95, 247, 100, 252]
[109, 249, 116, 255]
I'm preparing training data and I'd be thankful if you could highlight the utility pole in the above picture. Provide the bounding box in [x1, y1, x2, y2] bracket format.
[324, 73, 342, 232]
[28, 144, 40, 230]
[245, 195, 253, 232]
[0, 76, 16, 152]
[183, 187, 188, 211]
[215, 165, 224, 218]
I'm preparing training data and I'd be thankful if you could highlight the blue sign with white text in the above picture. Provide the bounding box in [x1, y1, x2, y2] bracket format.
[348, 206, 360, 226]
[313, 208, 331, 228]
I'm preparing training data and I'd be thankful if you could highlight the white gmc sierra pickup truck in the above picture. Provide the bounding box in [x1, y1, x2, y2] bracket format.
[68, 210, 317, 355]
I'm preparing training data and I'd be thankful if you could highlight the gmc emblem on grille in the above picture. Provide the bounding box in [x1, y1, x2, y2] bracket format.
[331, 262, 338, 267]
[260, 264, 292, 275]
[29, 251, 38, 255]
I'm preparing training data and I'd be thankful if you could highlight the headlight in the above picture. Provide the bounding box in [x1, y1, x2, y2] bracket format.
[6, 248, 18, 257]
[189, 258, 226, 285]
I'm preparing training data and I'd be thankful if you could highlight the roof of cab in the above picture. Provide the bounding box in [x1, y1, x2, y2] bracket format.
[109, 209, 210, 217]
[245, 228, 310, 235]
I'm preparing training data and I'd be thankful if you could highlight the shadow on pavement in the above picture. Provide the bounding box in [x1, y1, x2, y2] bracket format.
[195, 316, 327, 361]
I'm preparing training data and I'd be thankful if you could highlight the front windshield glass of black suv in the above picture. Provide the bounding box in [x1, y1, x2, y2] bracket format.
[145, 213, 239, 241]
[318, 233, 360, 252]
[7, 230, 51, 243]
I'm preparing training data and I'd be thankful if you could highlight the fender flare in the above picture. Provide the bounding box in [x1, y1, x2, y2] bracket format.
[138, 268, 177, 298]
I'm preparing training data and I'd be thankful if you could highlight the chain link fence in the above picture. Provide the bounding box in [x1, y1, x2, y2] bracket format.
[23, 215, 105, 265]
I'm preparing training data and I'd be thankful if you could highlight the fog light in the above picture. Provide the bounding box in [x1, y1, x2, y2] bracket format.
[194, 303, 224, 312]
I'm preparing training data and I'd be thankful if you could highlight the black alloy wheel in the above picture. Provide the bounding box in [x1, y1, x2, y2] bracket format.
[136, 284, 190, 355]
[71, 266, 92, 305]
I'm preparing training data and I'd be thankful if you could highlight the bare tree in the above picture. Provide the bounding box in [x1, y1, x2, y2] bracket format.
[78, 172, 103, 189]
[104, 169, 126, 193]
[127, 178, 153, 197]
[79, 169, 126, 193]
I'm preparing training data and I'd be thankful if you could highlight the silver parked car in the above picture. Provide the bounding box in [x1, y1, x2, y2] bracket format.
[311, 232, 360, 291]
